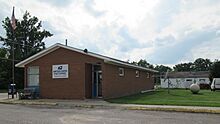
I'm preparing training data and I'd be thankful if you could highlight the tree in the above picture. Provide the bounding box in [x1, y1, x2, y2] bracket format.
[209, 61, 220, 81]
[0, 48, 10, 89]
[137, 59, 154, 69]
[130, 61, 138, 66]
[0, 47, 7, 57]
[194, 58, 212, 71]
[0, 11, 52, 89]
[0, 11, 53, 59]
[173, 58, 213, 72]
[154, 65, 172, 72]
[173, 62, 194, 72]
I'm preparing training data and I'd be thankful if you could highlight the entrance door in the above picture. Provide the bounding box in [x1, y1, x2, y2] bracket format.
[93, 71, 102, 98]
[85, 64, 102, 99]
[92, 65, 102, 98]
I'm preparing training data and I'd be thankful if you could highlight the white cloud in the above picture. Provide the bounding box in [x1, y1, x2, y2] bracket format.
[0, 0, 220, 66]
[190, 37, 220, 61]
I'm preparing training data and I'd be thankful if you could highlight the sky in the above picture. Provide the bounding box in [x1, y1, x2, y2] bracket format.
[0, 0, 220, 66]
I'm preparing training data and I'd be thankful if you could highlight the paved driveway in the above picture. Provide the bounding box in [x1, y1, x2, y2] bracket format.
[0, 104, 219, 124]
[0, 93, 7, 100]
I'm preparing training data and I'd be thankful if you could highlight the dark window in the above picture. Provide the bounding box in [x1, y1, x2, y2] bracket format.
[186, 79, 192, 81]
[119, 68, 124, 76]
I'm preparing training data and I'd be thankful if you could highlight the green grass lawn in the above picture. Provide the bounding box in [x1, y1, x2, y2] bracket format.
[107, 89, 220, 107]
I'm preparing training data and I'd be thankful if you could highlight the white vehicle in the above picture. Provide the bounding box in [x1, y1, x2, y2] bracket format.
[211, 78, 220, 91]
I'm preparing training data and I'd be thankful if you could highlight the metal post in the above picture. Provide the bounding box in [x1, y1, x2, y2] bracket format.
[91, 65, 94, 98]
[10, 6, 16, 99]
[65, 39, 68, 46]
[168, 77, 170, 94]
[12, 30, 15, 99]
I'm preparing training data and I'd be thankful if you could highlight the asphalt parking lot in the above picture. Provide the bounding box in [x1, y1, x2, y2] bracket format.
[0, 104, 219, 124]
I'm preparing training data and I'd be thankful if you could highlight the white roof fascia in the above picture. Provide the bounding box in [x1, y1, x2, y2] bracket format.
[58, 44, 158, 73]
[15, 44, 60, 67]
[104, 59, 158, 73]
[16, 43, 159, 73]
[56, 44, 109, 60]
[15, 43, 107, 68]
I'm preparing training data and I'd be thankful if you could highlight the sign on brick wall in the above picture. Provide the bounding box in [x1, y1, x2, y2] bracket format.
[52, 64, 69, 79]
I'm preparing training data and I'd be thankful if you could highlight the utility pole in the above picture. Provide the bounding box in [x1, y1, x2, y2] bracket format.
[11, 6, 16, 99]
[65, 39, 68, 46]
[12, 30, 15, 99]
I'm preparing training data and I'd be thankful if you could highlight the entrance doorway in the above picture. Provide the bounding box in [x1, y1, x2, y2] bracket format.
[85, 64, 102, 99]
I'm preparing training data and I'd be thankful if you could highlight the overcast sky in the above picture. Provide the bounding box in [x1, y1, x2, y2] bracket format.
[0, 0, 220, 66]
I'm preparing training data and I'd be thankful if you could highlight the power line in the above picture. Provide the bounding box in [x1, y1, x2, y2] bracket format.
[0, 57, 20, 62]
[0, 40, 39, 48]
[0, 36, 46, 48]
[0, 39, 43, 62]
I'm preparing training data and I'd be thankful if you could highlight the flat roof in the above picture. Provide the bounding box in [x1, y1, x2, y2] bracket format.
[161, 71, 209, 78]
[15, 43, 158, 73]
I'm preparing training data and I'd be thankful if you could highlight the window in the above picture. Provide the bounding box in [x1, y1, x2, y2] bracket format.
[146, 72, 150, 78]
[135, 70, 140, 77]
[186, 79, 192, 82]
[119, 68, 124, 76]
[27, 66, 39, 86]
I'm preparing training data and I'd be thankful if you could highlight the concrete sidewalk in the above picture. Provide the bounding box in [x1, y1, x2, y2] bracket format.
[41, 99, 220, 114]
[0, 93, 7, 100]
[1, 98, 220, 114]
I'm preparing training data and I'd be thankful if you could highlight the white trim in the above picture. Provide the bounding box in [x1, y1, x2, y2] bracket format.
[15, 44, 60, 67]
[119, 67, 124, 76]
[135, 70, 140, 78]
[27, 66, 39, 87]
[104, 59, 158, 72]
[15, 43, 158, 73]
[146, 72, 150, 78]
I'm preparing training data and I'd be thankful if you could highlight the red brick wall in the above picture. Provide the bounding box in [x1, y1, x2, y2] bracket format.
[24, 47, 154, 99]
[85, 64, 92, 98]
[102, 63, 154, 99]
[25, 48, 103, 99]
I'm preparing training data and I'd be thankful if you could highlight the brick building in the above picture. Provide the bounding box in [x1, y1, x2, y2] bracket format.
[16, 43, 158, 99]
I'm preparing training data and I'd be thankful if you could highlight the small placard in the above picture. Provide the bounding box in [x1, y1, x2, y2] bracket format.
[52, 64, 68, 79]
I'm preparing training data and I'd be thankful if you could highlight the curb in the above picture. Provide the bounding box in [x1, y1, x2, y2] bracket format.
[0, 100, 57, 106]
[55, 103, 220, 114]
[57, 104, 95, 109]
[125, 106, 220, 114]
[1, 100, 220, 114]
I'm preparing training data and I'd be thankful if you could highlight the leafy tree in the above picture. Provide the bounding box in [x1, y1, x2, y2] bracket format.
[130, 61, 138, 66]
[137, 59, 154, 69]
[0, 11, 53, 59]
[194, 58, 212, 71]
[173, 58, 213, 72]
[154, 65, 172, 85]
[0, 11, 52, 89]
[173, 62, 194, 72]
[0, 47, 7, 57]
[0, 48, 10, 89]
[209, 61, 220, 81]
[154, 65, 172, 72]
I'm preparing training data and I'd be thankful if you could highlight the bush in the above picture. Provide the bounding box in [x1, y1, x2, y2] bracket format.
[199, 84, 210, 89]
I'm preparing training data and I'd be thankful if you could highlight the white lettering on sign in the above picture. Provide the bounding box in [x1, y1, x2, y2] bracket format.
[52, 64, 68, 78]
